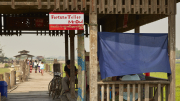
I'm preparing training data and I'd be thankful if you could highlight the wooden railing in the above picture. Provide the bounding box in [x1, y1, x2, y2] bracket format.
[97, 80, 170, 101]
[0, 0, 178, 14]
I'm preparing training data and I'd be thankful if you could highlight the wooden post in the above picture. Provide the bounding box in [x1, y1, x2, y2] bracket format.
[10, 70, 16, 87]
[0, 74, 3, 81]
[22, 61, 26, 81]
[168, 0, 176, 100]
[65, 30, 69, 62]
[4, 73, 10, 89]
[0, 92, 1, 101]
[89, 3, 98, 100]
[77, 30, 86, 101]
[135, 26, 140, 33]
[69, 30, 75, 98]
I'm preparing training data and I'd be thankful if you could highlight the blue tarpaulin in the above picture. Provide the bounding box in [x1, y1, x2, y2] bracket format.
[98, 32, 171, 80]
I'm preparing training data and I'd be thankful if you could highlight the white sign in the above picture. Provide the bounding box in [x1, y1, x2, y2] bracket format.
[49, 12, 84, 30]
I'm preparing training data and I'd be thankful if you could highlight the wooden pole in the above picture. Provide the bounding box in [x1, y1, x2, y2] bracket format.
[69, 30, 75, 98]
[168, 12, 176, 101]
[135, 26, 140, 33]
[77, 30, 86, 101]
[10, 70, 16, 87]
[0, 74, 3, 81]
[4, 73, 10, 89]
[168, 0, 176, 100]
[89, 12, 98, 101]
[65, 30, 69, 62]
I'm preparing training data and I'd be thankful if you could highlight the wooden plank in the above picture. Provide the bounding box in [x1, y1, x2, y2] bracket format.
[145, 84, 149, 101]
[168, 11, 176, 101]
[11, 0, 15, 9]
[107, 84, 110, 101]
[127, 84, 130, 101]
[97, 80, 170, 84]
[81, 0, 86, 10]
[135, 0, 140, 14]
[161, 0, 165, 13]
[89, 12, 98, 101]
[108, 0, 113, 13]
[151, 0, 157, 14]
[119, 84, 124, 101]
[116, 0, 122, 14]
[158, 84, 161, 101]
[133, 84, 136, 101]
[63, 0, 69, 10]
[101, 85, 104, 101]
[99, 0, 105, 13]
[166, 85, 170, 101]
[112, 84, 115, 101]
[47, 0, 50, 9]
[161, 87, 164, 101]
[55, 0, 60, 10]
[65, 31, 68, 62]
[144, 0, 148, 14]
[69, 30, 75, 98]
[125, 0, 131, 13]
[37, 0, 42, 9]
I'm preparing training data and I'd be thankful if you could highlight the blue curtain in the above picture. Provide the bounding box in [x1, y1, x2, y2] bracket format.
[98, 32, 171, 79]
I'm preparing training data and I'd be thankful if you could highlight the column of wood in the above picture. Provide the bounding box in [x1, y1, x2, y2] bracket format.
[77, 30, 86, 101]
[4, 73, 10, 89]
[0, 74, 3, 81]
[65, 30, 69, 62]
[10, 70, 16, 87]
[69, 30, 75, 98]
[89, 11, 98, 101]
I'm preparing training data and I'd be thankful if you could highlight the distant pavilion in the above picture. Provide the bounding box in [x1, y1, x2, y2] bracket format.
[14, 50, 34, 60]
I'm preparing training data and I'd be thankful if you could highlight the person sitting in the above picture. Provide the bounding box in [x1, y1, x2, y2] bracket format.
[62, 60, 78, 93]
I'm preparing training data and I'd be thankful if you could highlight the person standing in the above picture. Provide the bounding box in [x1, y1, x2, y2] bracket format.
[38, 60, 41, 73]
[34, 60, 38, 73]
[29, 60, 33, 73]
[62, 60, 77, 93]
[40, 61, 44, 76]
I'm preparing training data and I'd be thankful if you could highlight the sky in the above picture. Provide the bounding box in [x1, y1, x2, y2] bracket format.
[0, 3, 180, 58]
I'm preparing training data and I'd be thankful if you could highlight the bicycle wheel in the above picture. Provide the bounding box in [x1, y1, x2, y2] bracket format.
[48, 79, 53, 96]
[53, 78, 58, 99]
[56, 78, 62, 99]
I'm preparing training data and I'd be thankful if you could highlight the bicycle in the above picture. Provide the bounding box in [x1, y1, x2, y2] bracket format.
[48, 72, 63, 100]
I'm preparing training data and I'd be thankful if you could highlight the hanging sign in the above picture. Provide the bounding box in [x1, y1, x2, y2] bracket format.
[35, 19, 44, 27]
[123, 14, 129, 28]
[49, 12, 84, 30]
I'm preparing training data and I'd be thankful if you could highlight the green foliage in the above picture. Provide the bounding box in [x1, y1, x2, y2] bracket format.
[0, 68, 10, 74]
[4, 63, 10, 67]
[41, 59, 46, 63]
[176, 48, 180, 59]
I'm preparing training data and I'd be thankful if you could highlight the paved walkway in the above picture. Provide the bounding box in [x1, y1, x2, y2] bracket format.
[6, 70, 60, 101]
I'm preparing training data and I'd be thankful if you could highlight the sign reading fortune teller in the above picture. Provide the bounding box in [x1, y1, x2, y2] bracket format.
[49, 12, 84, 30]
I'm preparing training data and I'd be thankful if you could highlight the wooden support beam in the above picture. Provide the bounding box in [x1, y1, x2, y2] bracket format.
[116, 0, 122, 14]
[4, 73, 11, 89]
[37, 0, 42, 9]
[55, 0, 60, 10]
[11, 0, 15, 9]
[0, 74, 3, 81]
[69, 30, 75, 98]
[81, 0, 86, 10]
[65, 30, 68, 62]
[135, 26, 140, 33]
[108, 0, 113, 13]
[0, 14, 2, 35]
[125, 0, 131, 14]
[10, 70, 16, 87]
[168, 8, 176, 101]
[89, 12, 98, 101]
[63, 0, 69, 10]
[99, 0, 105, 13]
[135, 0, 140, 14]
[77, 30, 86, 101]
[47, 0, 50, 9]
